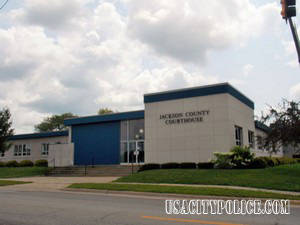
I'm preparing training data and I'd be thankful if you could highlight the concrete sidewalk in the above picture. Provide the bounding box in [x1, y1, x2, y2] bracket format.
[0, 176, 119, 191]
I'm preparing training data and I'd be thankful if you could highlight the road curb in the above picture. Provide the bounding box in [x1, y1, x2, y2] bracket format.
[62, 188, 300, 205]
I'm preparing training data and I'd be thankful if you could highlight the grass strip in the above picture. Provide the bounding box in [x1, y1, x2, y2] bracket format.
[0, 167, 46, 178]
[68, 183, 300, 200]
[0, 180, 31, 186]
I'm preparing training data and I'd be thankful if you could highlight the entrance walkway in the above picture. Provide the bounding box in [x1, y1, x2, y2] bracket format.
[0, 176, 118, 191]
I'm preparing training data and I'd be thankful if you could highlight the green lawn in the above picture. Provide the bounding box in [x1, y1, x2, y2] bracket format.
[0, 180, 30, 186]
[0, 167, 46, 178]
[68, 183, 300, 200]
[116, 164, 300, 192]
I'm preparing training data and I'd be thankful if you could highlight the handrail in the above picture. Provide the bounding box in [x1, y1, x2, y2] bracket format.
[48, 158, 55, 168]
[45, 158, 55, 176]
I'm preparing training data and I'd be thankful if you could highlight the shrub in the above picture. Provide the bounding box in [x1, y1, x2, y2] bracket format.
[161, 162, 180, 169]
[179, 162, 196, 169]
[211, 152, 233, 169]
[250, 158, 268, 169]
[230, 146, 254, 169]
[198, 162, 214, 169]
[139, 163, 160, 172]
[0, 162, 5, 167]
[35, 159, 48, 167]
[19, 160, 34, 167]
[5, 160, 19, 167]
[257, 157, 277, 167]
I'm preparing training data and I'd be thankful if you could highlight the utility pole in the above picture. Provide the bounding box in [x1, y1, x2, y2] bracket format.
[281, 0, 300, 63]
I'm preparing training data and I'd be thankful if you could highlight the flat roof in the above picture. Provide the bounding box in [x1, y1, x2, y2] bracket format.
[255, 121, 270, 132]
[64, 110, 144, 126]
[144, 82, 254, 109]
[8, 130, 69, 141]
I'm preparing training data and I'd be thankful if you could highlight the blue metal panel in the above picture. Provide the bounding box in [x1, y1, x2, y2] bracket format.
[255, 121, 270, 132]
[8, 131, 68, 140]
[65, 110, 144, 126]
[144, 83, 254, 109]
[72, 121, 120, 165]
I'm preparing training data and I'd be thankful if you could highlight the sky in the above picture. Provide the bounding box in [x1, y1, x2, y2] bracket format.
[0, 0, 300, 134]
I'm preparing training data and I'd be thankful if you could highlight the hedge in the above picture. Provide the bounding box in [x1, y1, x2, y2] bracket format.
[179, 162, 196, 169]
[0, 162, 5, 167]
[19, 160, 34, 167]
[250, 158, 268, 169]
[5, 160, 19, 167]
[161, 162, 180, 169]
[198, 162, 214, 169]
[139, 163, 160, 171]
[35, 159, 48, 167]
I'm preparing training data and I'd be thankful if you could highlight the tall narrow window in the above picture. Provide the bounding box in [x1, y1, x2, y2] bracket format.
[23, 145, 31, 156]
[42, 143, 49, 156]
[14, 145, 22, 156]
[248, 131, 255, 149]
[235, 126, 243, 146]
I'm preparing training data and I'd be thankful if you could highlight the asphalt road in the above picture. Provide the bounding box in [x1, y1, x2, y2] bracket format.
[0, 189, 299, 225]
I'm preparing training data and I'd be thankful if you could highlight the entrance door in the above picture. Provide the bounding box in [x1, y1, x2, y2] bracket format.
[136, 141, 144, 163]
[127, 141, 144, 164]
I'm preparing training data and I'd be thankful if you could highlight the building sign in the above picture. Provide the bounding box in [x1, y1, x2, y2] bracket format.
[160, 110, 210, 125]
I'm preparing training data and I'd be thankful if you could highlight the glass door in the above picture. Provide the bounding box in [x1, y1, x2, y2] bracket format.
[136, 141, 144, 163]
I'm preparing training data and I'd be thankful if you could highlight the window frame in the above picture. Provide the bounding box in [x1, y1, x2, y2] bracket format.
[235, 126, 243, 146]
[41, 143, 49, 156]
[248, 130, 255, 149]
[14, 144, 31, 157]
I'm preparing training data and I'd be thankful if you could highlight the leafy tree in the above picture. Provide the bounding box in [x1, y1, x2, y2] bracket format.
[34, 113, 77, 132]
[97, 108, 116, 115]
[0, 107, 14, 154]
[259, 99, 300, 154]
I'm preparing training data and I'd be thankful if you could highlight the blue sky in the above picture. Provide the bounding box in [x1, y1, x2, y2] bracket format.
[0, 0, 299, 133]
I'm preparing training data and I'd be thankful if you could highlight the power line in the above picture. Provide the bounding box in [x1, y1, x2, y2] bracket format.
[0, 0, 9, 10]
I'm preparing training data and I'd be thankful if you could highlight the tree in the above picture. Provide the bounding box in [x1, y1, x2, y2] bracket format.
[34, 113, 77, 132]
[0, 107, 14, 154]
[97, 108, 116, 115]
[259, 99, 300, 154]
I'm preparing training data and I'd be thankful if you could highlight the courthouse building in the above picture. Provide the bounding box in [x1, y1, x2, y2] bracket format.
[0, 83, 286, 166]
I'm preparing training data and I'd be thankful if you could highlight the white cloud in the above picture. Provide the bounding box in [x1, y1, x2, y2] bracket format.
[0, 0, 287, 133]
[243, 64, 254, 77]
[127, 0, 280, 64]
[290, 83, 300, 101]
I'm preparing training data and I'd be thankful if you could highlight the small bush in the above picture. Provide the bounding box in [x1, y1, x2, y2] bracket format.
[179, 162, 196, 169]
[139, 163, 160, 172]
[0, 162, 5, 167]
[161, 162, 180, 169]
[250, 158, 268, 169]
[198, 162, 214, 169]
[19, 160, 34, 167]
[211, 152, 233, 169]
[257, 157, 277, 167]
[5, 160, 19, 167]
[230, 146, 254, 169]
[35, 159, 48, 167]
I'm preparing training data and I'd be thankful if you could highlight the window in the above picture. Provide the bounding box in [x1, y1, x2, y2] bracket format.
[22, 145, 31, 156]
[14, 145, 22, 156]
[120, 119, 145, 163]
[235, 126, 243, 146]
[14, 144, 31, 156]
[248, 131, 255, 149]
[0, 151, 4, 157]
[42, 143, 49, 156]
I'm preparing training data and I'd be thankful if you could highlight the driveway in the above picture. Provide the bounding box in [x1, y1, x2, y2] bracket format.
[0, 176, 118, 191]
